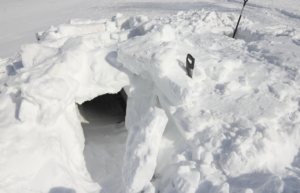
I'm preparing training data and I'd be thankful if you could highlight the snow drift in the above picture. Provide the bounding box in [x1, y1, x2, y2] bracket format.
[0, 9, 300, 193]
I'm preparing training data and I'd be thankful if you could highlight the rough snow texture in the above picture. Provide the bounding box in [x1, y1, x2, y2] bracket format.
[1, 6, 300, 193]
[0, 16, 132, 193]
[123, 107, 168, 193]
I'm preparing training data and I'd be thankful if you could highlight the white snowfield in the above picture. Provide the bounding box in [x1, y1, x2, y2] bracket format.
[1, 1, 300, 193]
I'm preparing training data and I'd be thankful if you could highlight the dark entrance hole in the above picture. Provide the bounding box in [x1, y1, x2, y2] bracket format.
[80, 89, 128, 190]
[78, 89, 127, 125]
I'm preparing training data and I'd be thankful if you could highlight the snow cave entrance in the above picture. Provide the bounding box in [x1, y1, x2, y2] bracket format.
[78, 89, 127, 124]
[78, 90, 128, 191]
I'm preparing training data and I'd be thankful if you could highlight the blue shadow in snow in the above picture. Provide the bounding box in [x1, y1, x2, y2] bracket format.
[48, 187, 76, 193]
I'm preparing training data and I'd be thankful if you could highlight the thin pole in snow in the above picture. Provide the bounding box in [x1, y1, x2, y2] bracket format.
[233, 0, 249, 39]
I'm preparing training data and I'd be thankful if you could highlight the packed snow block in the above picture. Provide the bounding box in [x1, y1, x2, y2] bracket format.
[12, 61, 24, 71]
[39, 103, 64, 125]
[171, 165, 201, 193]
[116, 18, 129, 29]
[124, 75, 154, 98]
[84, 31, 111, 46]
[157, 25, 177, 42]
[118, 30, 132, 42]
[23, 77, 69, 105]
[85, 47, 131, 97]
[124, 75, 156, 130]
[243, 189, 253, 193]
[118, 26, 197, 105]
[61, 35, 97, 52]
[111, 28, 140, 42]
[54, 53, 81, 75]
[129, 15, 149, 29]
[110, 32, 119, 41]
[117, 26, 177, 74]
[143, 183, 156, 193]
[115, 14, 130, 29]
[35, 78, 69, 101]
[125, 96, 152, 130]
[58, 23, 106, 37]
[122, 107, 168, 193]
[155, 73, 196, 106]
[18, 99, 39, 122]
[192, 65, 207, 82]
[69, 18, 107, 25]
[19, 77, 70, 124]
[203, 11, 219, 23]
[138, 21, 157, 35]
[39, 36, 70, 49]
[106, 21, 118, 32]
[21, 43, 58, 68]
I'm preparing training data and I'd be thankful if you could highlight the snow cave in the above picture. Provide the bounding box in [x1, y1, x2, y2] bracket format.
[1, 7, 300, 193]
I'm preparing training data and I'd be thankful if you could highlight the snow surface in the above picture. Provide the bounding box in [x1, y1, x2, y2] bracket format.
[1, 0, 300, 193]
[1, 0, 300, 58]
[83, 121, 127, 193]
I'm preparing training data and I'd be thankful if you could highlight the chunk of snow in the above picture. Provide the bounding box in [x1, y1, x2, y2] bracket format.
[122, 107, 168, 193]
[171, 165, 200, 193]
[21, 43, 58, 68]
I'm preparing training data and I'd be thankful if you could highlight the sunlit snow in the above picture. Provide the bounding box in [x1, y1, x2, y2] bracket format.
[1, 1, 300, 193]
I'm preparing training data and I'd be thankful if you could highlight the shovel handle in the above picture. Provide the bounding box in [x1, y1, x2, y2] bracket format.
[186, 54, 195, 78]
[186, 54, 195, 69]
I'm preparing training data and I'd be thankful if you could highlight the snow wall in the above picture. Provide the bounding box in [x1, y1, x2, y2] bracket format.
[1, 10, 300, 193]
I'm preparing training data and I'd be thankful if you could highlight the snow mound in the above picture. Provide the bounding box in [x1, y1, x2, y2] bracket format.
[0, 9, 300, 193]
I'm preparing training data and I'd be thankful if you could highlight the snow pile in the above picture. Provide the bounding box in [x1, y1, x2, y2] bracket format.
[0, 15, 132, 193]
[1, 9, 300, 193]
